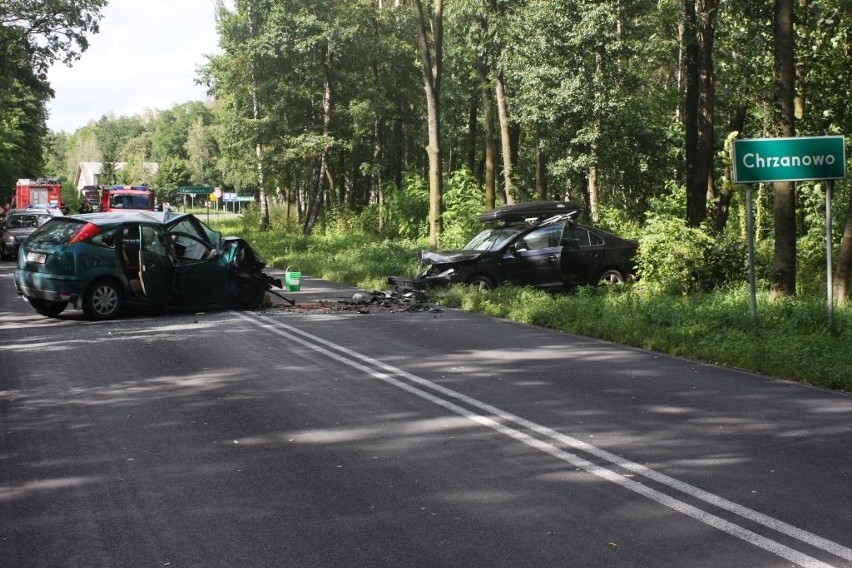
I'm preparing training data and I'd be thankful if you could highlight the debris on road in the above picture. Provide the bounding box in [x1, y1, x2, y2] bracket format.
[266, 289, 442, 315]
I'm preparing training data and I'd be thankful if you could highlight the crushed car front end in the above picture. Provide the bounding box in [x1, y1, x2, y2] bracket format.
[222, 237, 283, 309]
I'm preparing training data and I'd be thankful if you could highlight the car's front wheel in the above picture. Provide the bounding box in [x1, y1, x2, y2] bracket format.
[598, 269, 625, 286]
[83, 278, 123, 320]
[233, 275, 266, 309]
[29, 298, 69, 318]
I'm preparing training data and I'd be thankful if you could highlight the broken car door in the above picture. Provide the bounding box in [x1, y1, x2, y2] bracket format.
[138, 224, 174, 303]
[165, 218, 230, 307]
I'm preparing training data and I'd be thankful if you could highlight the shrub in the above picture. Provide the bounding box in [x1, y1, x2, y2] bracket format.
[383, 173, 429, 241]
[635, 213, 715, 294]
[440, 169, 486, 249]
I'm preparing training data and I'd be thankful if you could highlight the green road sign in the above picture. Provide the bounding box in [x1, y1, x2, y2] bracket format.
[732, 135, 846, 183]
[179, 185, 214, 195]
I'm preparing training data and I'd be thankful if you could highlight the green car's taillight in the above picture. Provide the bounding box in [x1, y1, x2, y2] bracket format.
[68, 223, 103, 244]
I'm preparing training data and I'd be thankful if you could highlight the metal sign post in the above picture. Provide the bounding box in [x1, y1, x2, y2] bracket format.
[745, 185, 757, 320]
[825, 179, 834, 328]
[732, 135, 846, 327]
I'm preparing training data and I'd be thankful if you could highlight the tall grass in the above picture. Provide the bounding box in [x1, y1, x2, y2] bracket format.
[443, 284, 851, 391]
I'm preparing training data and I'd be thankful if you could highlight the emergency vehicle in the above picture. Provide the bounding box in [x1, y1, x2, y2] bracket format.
[98, 185, 156, 212]
[13, 178, 63, 210]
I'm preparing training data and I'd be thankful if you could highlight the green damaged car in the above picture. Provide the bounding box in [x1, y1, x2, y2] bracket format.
[14, 211, 281, 320]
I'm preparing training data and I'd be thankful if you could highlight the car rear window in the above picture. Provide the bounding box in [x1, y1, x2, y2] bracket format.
[27, 218, 86, 245]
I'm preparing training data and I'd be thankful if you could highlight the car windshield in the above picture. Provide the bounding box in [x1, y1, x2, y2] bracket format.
[464, 227, 524, 251]
[110, 194, 150, 209]
[7, 213, 51, 229]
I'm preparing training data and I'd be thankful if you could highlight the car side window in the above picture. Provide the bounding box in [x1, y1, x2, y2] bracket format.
[91, 228, 117, 248]
[562, 227, 603, 247]
[140, 225, 167, 257]
[517, 224, 564, 251]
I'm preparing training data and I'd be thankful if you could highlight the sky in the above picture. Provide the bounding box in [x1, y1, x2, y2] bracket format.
[46, 0, 223, 133]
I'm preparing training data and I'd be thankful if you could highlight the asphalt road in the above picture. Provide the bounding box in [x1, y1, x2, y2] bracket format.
[1, 261, 851, 567]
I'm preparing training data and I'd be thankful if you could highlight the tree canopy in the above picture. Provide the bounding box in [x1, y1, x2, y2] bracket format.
[0, 0, 106, 193]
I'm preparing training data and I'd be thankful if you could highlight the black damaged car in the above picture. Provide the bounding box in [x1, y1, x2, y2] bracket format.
[392, 201, 638, 291]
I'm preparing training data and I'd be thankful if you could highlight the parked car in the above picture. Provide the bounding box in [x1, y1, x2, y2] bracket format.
[0, 208, 64, 261]
[391, 201, 638, 291]
[14, 211, 281, 319]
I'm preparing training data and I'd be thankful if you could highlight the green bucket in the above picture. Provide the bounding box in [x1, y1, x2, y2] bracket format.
[285, 266, 302, 292]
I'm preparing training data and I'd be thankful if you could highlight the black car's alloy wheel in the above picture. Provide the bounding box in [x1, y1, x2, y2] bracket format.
[467, 276, 496, 291]
[29, 298, 69, 318]
[598, 269, 625, 285]
[83, 278, 123, 320]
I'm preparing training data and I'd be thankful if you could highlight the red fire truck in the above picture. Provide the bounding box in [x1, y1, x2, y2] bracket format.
[13, 178, 63, 210]
[98, 185, 155, 212]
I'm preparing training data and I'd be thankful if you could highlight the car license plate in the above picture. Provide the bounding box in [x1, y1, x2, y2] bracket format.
[26, 251, 46, 264]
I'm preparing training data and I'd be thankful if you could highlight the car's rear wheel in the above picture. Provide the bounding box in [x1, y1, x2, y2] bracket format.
[467, 275, 496, 291]
[83, 278, 123, 320]
[29, 298, 69, 318]
[598, 269, 625, 286]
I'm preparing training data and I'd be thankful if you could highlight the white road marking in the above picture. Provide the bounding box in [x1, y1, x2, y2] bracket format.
[239, 312, 850, 567]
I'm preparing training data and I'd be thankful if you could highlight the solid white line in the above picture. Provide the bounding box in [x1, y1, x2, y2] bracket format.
[237, 312, 847, 567]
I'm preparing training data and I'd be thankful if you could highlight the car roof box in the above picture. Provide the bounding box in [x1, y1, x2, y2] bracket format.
[477, 201, 583, 224]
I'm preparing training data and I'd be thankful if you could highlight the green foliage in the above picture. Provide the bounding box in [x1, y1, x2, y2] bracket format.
[593, 204, 642, 239]
[440, 169, 485, 249]
[0, 27, 51, 193]
[0, 1, 107, 75]
[212, 204, 421, 291]
[383, 173, 430, 241]
[155, 157, 191, 204]
[635, 213, 715, 294]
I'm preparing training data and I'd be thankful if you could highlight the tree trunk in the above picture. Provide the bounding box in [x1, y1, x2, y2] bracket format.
[303, 160, 324, 235]
[683, 0, 700, 227]
[375, 118, 385, 232]
[684, 0, 717, 227]
[714, 105, 747, 233]
[835, 188, 852, 305]
[588, 50, 603, 222]
[467, 84, 478, 179]
[322, 39, 335, 204]
[697, 0, 718, 207]
[477, 55, 497, 211]
[413, 0, 443, 248]
[494, 71, 515, 205]
[247, 1, 269, 232]
[535, 134, 547, 201]
[833, 6, 852, 303]
[771, 0, 797, 298]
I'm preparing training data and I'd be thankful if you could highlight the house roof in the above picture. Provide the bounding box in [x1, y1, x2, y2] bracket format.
[74, 162, 160, 190]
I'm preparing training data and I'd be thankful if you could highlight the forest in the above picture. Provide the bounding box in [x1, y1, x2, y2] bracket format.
[2, 0, 851, 302]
